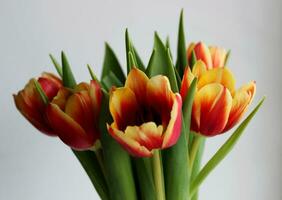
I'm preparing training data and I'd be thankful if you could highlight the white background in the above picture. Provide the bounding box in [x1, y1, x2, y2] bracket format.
[0, 0, 281, 199]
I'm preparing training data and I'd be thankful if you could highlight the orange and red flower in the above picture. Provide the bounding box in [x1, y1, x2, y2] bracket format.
[181, 61, 256, 136]
[107, 68, 182, 157]
[46, 81, 102, 150]
[187, 42, 227, 69]
[13, 72, 62, 136]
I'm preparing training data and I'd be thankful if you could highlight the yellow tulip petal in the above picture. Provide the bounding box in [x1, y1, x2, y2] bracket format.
[125, 68, 149, 105]
[197, 67, 235, 94]
[194, 42, 212, 69]
[209, 46, 227, 68]
[223, 81, 256, 132]
[192, 83, 232, 136]
[192, 60, 207, 78]
[109, 87, 139, 130]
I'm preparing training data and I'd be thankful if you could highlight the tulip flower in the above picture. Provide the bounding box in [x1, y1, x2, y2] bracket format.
[187, 42, 227, 69]
[107, 68, 182, 157]
[181, 61, 256, 136]
[13, 72, 62, 136]
[46, 80, 102, 150]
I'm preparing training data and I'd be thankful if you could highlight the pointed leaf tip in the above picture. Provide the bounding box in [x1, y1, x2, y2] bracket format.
[61, 51, 76, 88]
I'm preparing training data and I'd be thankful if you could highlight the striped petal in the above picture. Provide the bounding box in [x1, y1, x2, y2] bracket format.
[108, 123, 161, 157]
[89, 80, 102, 119]
[125, 68, 149, 106]
[191, 60, 207, 78]
[13, 92, 55, 136]
[187, 42, 196, 60]
[192, 83, 232, 136]
[209, 46, 227, 68]
[109, 87, 139, 130]
[162, 93, 182, 148]
[194, 42, 212, 69]
[146, 75, 174, 127]
[180, 67, 195, 99]
[64, 91, 99, 142]
[46, 103, 95, 150]
[197, 67, 236, 94]
[223, 81, 256, 132]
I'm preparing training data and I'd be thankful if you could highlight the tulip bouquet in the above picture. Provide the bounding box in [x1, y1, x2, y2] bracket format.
[13, 11, 264, 200]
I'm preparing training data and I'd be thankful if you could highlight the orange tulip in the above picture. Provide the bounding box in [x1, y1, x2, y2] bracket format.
[13, 73, 62, 136]
[187, 42, 227, 69]
[181, 61, 256, 136]
[46, 80, 102, 150]
[107, 68, 182, 157]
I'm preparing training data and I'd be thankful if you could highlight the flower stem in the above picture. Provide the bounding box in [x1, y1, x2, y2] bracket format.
[189, 135, 202, 170]
[152, 150, 166, 200]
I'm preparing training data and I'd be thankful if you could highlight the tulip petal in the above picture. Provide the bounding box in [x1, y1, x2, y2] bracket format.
[162, 93, 183, 148]
[107, 123, 153, 157]
[209, 46, 226, 68]
[125, 68, 149, 106]
[109, 87, 139, 130]
[146, 75, 174, 126]
[194, 42, 212, 69]
[193, 83, 232, 136]
[13, 93, 55, 136]
[64, 91, 99, 142]
[187, 43, 195, 59]
[89, 80, 102, 118]
[180, 67, 195, 99]
[46, 103, 94, 150]
[197, 67, 236, 94]
[191, 60, 207, 78]
[223, 81, 256, 132]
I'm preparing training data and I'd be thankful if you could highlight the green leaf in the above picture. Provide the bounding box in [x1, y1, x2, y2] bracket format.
[174, 67, 182, 89]
[128, 51, 138, 71]
[61, 51, 76, 88]
[224, 50, 231, 66]
[99, 91, 137, 200]
[34, 79, 49, 105]
[147, 32, 178, 92]
[101, 43, 125, 83]
[182, 78, 197, 141]
[189, 50, 197, 70]
[166, 37, 173, 61]
[72, 150, 110, 200]
[163, 118, 189, 200]
[87, 64, 99, 82]
[190, 139, 205, 200]
[190, 97, 266, 197]
[101, 71, 123, 90]
[176, 9, 188, 77]
[133, 46, 146, 71]
[49, 54, 63, 77]
[125, 29, 145, 73]
[133, 158, 156, 200]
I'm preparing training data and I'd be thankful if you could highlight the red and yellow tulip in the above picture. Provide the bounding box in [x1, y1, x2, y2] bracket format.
[107, 68, 182, 157]
[187, 42, 227, 69]
[13, 73, 62, 136]
[181, 61, 256, 136]
[46, 80, 102, 150]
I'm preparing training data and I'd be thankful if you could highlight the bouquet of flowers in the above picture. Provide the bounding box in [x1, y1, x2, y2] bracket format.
[13, 10, 264, 200]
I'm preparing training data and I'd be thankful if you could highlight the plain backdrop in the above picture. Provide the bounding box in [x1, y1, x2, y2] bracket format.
[0, 0, 281, 199]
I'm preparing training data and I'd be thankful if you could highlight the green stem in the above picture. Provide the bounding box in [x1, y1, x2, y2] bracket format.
[152, 150, 166, 200]
[94, 148, 107, 180]
[189, 135, 202, 170]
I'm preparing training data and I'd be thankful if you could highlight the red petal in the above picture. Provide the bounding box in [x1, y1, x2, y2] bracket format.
[193, 83, 232, 136]
[162, 93, 183, 148]
[109, 87, 139, 130]
[107, 124, 152, 157]
[223, 81, 256, 132]
[46, 104, 95, 150]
